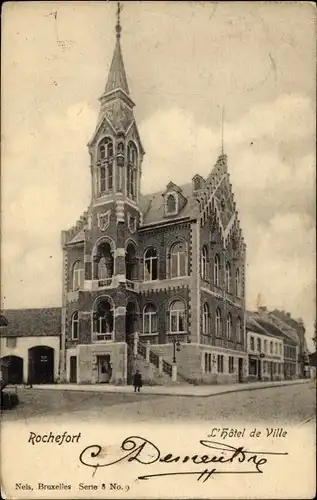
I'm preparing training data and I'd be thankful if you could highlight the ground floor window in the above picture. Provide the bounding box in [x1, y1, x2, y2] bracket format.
[204, 353, 212, 373]
[249, 358, 257, 376]
[228, 356, 234, 373]
[217, 354, 224, 373]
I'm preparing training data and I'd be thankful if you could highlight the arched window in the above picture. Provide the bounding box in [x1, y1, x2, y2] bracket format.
[202, 303, 210, 335]
[71, 311, 79, 340]
[143, 304, 158, 334]
[169, 300, 186, 333]
[98, 137, 113, 194]
[95, 242, 114, 285]
[194, 177, 202, 191]
[215, 308, 222, 337]
[236, 317, 242, 343]
[236, 269, 241, 297]
[169, 241, 187, 278]
[93, 299, 113, 339]
[127, 142, 137, 201]
[125, 244, 138, 281]
[214, 254, 220, 286]
[226, 313, 233, 339]
[225, 262, 232, 293]
[144, 248, 158, 281]
[72, 261, 84, 291]
[201, 246, 208, 281]
[166, 194, 177, 214]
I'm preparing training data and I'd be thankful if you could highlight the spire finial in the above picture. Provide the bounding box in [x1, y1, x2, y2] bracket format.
[221, 106, 225, 155]
[116, 2, 122, 38]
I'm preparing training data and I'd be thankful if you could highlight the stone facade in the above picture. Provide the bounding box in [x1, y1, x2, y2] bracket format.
[60, 10, 247, 385]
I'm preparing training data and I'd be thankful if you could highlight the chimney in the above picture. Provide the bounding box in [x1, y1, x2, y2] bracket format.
[259, 306, 267, 313]
[286, 312, 291, 318]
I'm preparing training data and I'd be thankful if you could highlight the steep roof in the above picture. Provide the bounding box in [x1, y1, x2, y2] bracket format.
[104, 23, 129, 95]
[0, 308, 61, 338]
[252, 312, 298, 346]
[0, 314, 8, 327]
[140, 183, 198, 226]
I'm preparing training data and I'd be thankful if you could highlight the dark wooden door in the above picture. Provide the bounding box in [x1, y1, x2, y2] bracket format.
[69, 356, 77, 383]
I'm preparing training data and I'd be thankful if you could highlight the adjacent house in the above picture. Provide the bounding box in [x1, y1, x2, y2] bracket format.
[0, 308, 61, 384]
[246, 313, 284, 381]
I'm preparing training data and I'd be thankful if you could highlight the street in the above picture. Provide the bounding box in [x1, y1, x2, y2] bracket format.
[2, 381, 315, 425]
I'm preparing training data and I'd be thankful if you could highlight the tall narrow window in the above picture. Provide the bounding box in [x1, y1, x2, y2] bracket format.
[201, 246, 208, 281]
[72, 261, 84, 291]
[236, 269, 241, 297]
[214, 254, 220, 286]
[215, 308, 222, 336]
[127, 142, 137, 201]
[202, 303, 210, 335]
[169, 300, 186, 333]
[98, 137, 113, 195]
[71, 311, 79, 340]
[125, 244, 138, 281]
[236, 317, 242, 343]
[226, 313, 233, 339]
[144, 248, 158, 281]
[225, 262, 232, 293]
[169, 241, 187, 278]
[143, 304, 158, 334]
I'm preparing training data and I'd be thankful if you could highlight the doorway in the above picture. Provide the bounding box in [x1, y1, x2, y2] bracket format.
[257, 359, 262, 381]
[28, 346, 54, 384]
[69, 356, 77, 383]
[97, 355, 112, 383]
[2, 356, 23, 384]
[238, 358, 244, 383]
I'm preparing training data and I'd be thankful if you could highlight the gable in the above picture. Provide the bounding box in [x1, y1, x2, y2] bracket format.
[87, 116, 117, 147]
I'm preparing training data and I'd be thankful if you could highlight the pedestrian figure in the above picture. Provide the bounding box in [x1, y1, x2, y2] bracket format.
[133, 370, 142, 392]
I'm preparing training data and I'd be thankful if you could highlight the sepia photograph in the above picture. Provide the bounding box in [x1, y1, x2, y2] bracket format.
[1, 1, 316, 498]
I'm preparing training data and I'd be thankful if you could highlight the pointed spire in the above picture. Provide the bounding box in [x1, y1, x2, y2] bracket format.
[221, 106, 225, 155]
[104, 2, 130, 96]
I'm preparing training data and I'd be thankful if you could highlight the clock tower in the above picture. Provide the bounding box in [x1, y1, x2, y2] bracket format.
[87, 2, 144, 210]
[74, 3, 145, 382]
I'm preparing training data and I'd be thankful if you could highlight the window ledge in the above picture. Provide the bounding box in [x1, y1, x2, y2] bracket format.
[166, 331, 187, 335]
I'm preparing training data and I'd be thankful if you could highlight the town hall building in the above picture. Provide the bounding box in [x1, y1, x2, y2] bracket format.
[60, 5, 247, 385]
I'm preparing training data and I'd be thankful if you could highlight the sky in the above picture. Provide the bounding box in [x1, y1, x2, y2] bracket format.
[1, 2, 316, 349]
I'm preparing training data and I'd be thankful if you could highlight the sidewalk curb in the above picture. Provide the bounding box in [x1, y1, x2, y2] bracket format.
[196, 379, 310, 399]
[17, 379, 310, 399]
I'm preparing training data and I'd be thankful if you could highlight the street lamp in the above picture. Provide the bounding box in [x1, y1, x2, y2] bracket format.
[172, 337, 181, 364]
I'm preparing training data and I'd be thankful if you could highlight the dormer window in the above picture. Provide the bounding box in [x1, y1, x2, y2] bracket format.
[167, 194, 176, 212]
[192, 174, 204, 193]
[165, 192, 178, 216]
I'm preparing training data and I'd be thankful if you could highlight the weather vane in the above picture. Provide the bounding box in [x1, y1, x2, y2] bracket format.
[116, 2, 123, 37]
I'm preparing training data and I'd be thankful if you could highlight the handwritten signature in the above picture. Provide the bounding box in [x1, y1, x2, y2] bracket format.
[79, 436, 288, 482]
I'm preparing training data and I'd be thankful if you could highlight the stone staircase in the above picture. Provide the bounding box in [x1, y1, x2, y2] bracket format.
[129, 339, 190, 386]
